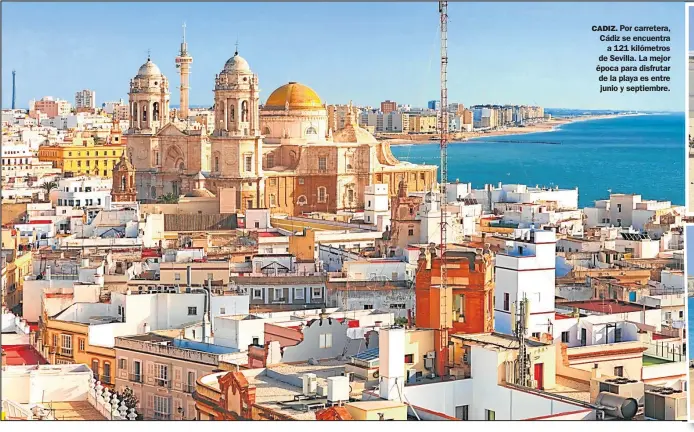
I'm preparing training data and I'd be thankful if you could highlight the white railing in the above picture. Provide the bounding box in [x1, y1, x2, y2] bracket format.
[2, 399, 33, 420]
[86, 378, 138, 420]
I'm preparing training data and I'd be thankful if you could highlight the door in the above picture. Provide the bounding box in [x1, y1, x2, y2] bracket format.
[580, 328, 587, 346]
[534, 363, 544, 390]
[629, 291, 636, 302]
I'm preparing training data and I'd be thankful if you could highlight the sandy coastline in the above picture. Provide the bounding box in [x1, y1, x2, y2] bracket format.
[382, 113, 643, 146]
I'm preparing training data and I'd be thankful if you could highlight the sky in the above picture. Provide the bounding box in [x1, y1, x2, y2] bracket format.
[1, 2, 685, 111]
[688, 225, 694, 271]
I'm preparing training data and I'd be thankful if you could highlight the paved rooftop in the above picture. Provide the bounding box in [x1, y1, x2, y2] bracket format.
[48, 402, 105, 421]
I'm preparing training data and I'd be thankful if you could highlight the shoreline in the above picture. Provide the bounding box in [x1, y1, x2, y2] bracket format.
[383, 113, 647, 146]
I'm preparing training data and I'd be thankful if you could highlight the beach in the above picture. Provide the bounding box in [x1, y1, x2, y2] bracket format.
[381, 114, 641, 146]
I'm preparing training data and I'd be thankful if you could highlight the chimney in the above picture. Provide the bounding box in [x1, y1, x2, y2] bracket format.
[378, 327, 405, 401]
[186, 265, 192, 287]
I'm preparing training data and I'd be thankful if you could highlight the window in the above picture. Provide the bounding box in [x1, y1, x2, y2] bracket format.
[269, 194, 276, 207]
[312, 287, 322, 298]
[154, 395, 170, 419]
[561, 331, 570, 343]
[318, 156, 327, 172]
[175, 273, 181, 281]
[408, 228, 414, 236]
[503, 293, 510, 311]
[274, 288, 283, 300]
[615, 328, 622, 343]
[485, 409, 495, 421]
[52, 334, 58, 347]
[404, 354, 414, 364]
[155, 364, 169, 387]
[267, 154, 274, 168]
[90, 359, 100, 379]
[253, 289, 262, 299]
[119, 358, 127, 370]
[456, 405, 469, 421]
[317, 187, 327, 203]
[298, 178, 305, 185]
[245, 155, 253, 172]
[188, 307, 197, 315]
[617, 204, 622, 212]
[103, 362, 112, 382]
[252, 337, 260, 346]
[220, 307, 226, 315]
[60, 334, 72, 356]
[614, 366, 624, 377]
[531, 332, 540, 339]
[79, 338, 85, 352]
[390, 303, 406, 309]
[291, 288, 304, 300]
[187, 371, 196, 392]
[363, 304, 374, 310]
[132, 360, 142, 382]
[319, 333, 333, 349]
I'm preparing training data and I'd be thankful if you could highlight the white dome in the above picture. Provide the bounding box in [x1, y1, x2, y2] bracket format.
[136, 59, 162, 77]
[223, 52, 250, 73]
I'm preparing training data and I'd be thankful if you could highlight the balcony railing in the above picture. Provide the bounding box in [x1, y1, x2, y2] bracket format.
[129, 373, 142, 383]
[183, 384, 196, 394]
[60, 348, 73, 357]
[102, 375, 112, 384]
[152, 412, 171, 421]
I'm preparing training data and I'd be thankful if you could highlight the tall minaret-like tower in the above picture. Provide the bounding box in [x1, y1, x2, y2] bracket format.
[175, 22, 193, 119]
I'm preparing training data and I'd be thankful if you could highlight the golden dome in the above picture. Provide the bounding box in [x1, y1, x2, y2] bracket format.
[264, 82, 323, 111]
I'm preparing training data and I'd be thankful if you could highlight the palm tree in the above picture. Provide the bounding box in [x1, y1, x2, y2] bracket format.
[41, 181, 57, 201]
[157, 193, 179, 204]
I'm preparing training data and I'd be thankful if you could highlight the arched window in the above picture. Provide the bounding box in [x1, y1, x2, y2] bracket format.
[153, 102, 159, 121]
[230, 105, 235, 122]
[132, 104, 138, 121]
[305, 126, 317, 135]
[241, 101, 248, 122]
[142, 105, 147, 122]
[179, 162, 185, 171]
[214, 157, 220, 172]
[263, 126, 271, 135]
[317, 187, 327, 203]
[121, 176, 126, 190]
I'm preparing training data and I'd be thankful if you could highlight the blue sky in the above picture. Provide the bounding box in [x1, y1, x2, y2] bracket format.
[2, 2, 684, 111]
[688, 225, 694, 271]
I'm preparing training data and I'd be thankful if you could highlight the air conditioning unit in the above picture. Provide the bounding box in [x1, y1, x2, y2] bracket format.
[316, 385, 328, 397]
[327, 376, 350, 403]
[302, 373, 317, 396]
[644, 386, 687, 420]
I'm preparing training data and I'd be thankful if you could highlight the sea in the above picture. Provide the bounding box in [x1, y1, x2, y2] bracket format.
[390, 113, 685, 208]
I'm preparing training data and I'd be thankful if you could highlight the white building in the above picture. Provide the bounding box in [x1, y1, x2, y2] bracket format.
[471, 183, 579, 213]
[53, 175, 112, 212]
[494, 229, 556, 337]
[75, 89, 96, 109]
[500, 203, 584, 236]
[614, 232, 660, 259]
[364, 184, 390, 227]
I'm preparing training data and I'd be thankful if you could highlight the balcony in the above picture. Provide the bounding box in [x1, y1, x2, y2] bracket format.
[102, 375, 112, 384]
[60, 347, 73, 357]
[183, 384, 196, 394]
[129, 373, 142, 383]
[152, 412, 171, 421]
[155, 378, 170, 389]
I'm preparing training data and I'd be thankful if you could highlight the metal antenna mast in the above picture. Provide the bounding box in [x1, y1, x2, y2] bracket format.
[438, 0, 450, 376]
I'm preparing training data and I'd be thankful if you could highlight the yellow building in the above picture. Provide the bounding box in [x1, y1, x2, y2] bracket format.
[38, 134, 126, 179]
[41, 315, 116, 388]
[3, 251, 33, 312]
[343, 401, 408, 420]
[409, 115, 438, 133]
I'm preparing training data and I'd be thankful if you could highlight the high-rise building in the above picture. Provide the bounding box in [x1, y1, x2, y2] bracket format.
[75, 89, 96, 109]
[427, 100, 440, 110]
[29, 97, 71, 118]
[327, 103, 360, 132]
[380, 100, 397, 114]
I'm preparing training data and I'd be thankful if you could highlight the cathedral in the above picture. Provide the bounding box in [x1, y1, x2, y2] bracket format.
[125, 46, 437, 215]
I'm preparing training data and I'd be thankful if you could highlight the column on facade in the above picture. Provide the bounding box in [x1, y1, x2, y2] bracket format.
[223, 98, 228, 132]
[149, 101, 154, 130]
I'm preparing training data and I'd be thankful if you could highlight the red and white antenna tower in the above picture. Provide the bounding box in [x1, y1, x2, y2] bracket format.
[438, 0, 450, 377]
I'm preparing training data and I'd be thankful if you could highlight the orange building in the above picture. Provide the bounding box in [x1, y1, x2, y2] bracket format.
[415, 249, 494, 335]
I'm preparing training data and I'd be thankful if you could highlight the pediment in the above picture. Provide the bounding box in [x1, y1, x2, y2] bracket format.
[156, 122, 186, 137]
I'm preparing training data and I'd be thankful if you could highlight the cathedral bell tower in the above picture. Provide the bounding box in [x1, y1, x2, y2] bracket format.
[112, 152, 137, 202]
[212, 48, 260, 138]
[128, 54, 171, 134]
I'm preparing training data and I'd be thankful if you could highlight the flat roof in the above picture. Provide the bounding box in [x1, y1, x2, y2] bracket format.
[559, 299, 654, 314]
[50, 402, 105, 421]
[451, 332, 547, 349]
[121, 334, 239, 354]
[1, 345, 48, 366]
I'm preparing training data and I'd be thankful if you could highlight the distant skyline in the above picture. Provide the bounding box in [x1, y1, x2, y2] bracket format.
[2, 2, 684, 111]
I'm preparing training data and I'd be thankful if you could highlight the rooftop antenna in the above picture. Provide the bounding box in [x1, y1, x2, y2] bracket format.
[437, 0, 451, 378]
[12, 70, 16, 110]
[147, 49, 151, 61]
[235, 37, 239, 56]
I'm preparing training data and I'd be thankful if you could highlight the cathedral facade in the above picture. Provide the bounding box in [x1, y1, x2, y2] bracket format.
[125, 48, 437, 214]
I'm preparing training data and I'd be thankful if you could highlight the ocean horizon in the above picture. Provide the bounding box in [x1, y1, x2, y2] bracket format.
[391, 113, 685, 209]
